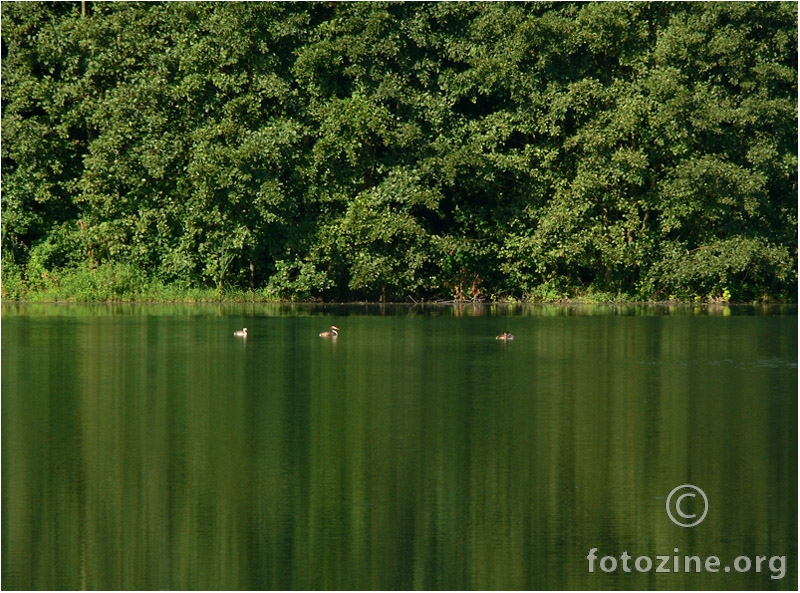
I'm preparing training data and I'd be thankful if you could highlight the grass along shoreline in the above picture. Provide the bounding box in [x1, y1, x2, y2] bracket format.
[2, 261, 793, 305]
[3, 281, 791, 306]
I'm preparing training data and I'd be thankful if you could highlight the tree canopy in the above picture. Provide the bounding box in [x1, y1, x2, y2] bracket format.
[2, 1, 797, 301]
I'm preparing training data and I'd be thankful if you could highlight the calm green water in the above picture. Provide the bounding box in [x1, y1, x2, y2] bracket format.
[2, 303, 797, 590]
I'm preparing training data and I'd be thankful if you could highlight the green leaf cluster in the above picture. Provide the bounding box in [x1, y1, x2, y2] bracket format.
[2, 2, 796, 301]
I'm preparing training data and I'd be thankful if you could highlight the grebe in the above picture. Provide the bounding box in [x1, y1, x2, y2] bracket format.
[319, 325, 339, 338]
[234, 328, 248, 337]
[495, 331, 514, 341]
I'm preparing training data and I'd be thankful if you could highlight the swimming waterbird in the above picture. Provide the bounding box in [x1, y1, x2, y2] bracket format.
[319, 325, 340, 338]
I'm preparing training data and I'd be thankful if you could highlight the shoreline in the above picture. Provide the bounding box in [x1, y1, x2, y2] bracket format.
[2, 297, 795, 307]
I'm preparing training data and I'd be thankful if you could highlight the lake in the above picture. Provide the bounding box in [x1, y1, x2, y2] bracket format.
[2, 303, 797, 590]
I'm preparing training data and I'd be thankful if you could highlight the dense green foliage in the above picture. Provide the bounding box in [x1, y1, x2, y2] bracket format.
[2, 1, 797, 302]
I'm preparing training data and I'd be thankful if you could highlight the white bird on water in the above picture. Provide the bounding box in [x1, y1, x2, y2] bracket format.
[234, 328, 248, 337]
[319, 325, 339, 338]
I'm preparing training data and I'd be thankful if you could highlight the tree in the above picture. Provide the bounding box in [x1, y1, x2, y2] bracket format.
[2, 2, 796, 302]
